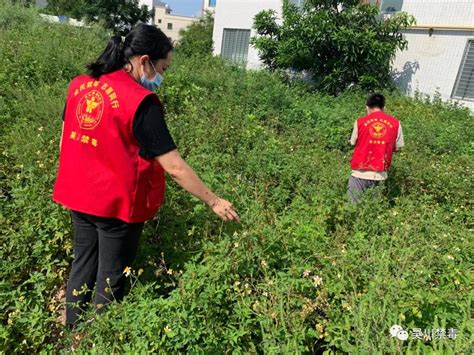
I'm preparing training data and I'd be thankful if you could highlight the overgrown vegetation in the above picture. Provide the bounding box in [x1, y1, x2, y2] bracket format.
[252, 0, 416, 94]
[1, 2, 472, 353]
[44, 0, 151, 34]
[177, 11, 214, 57]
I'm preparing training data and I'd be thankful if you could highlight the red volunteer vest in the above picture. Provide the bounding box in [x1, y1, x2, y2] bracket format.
[351, 112, 400, 172]
[53, 70, 165, 223]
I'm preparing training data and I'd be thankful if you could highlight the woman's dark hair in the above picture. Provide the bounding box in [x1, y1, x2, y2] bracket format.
[87, 24, 173, 79]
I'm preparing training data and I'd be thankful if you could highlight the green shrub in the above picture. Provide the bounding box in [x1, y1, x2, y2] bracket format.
[176, 11, 214, 57]
[252, 0, 416, 94]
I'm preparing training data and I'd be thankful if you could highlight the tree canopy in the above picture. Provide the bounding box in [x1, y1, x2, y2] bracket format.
[177, 11, 214, 57]
[45, 0, 152, 34]
[252, 0, 415, 94]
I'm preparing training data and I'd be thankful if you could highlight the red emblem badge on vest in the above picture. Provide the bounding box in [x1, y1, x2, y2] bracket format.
[76, 90, 104, 130]
[369, 121, 386, 139]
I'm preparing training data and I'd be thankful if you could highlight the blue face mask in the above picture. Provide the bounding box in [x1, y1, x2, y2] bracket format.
[140, 61, 163, 91]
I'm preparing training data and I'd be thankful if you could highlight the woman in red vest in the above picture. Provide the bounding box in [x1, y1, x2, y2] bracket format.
[53, 24, 240, 327]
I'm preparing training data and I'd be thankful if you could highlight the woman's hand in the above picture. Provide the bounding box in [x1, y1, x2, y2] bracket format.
[208, 197, 240, 222]
[156, 150, 240, 223]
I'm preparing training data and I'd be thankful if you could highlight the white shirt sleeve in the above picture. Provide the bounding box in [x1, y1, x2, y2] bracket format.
[350, 120, 358, 146]
[396, 123, 405, 148]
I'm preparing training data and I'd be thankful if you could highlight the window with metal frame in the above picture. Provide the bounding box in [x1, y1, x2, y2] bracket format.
[221, 29, 251, 64]
[452, 40, 474, 101]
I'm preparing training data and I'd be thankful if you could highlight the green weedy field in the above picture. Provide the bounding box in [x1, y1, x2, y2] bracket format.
[1, 2, 472, 353]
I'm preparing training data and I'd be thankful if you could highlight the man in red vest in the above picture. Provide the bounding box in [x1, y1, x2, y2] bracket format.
[348, 93, 404, 203]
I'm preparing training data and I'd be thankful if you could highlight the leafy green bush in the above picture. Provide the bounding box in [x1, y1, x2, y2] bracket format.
[252, 0, 416, 94]
[1, 2, 472, 353]
[176, 11, 214, 58]
[44, 0, 151, 35]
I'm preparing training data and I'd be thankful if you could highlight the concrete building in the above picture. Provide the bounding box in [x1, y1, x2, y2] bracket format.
[153, 2, 198, 43]
[213, 0, 474, 109]
[389, 0, 474, 109]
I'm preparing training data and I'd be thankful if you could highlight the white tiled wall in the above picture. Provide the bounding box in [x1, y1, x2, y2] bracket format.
[212, 0, 282, 69]
[393, 31, 474, 109]
[401, 0, 474, 25]
[392, 1, 474, 109]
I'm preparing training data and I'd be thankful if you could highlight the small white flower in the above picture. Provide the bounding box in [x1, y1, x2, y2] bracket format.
[123, 266, 132, 277]
[312, 275, 323, 287]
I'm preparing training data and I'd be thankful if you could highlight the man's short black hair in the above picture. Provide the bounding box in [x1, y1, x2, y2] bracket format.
[366, 93, 385, 109]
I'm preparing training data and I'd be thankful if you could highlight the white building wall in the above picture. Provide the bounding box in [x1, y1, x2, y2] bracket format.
[400, 0, 473, 25]
[213, 0, 474, 109]
[212, 0, 281, 69]
[392, 0, 474, 109]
